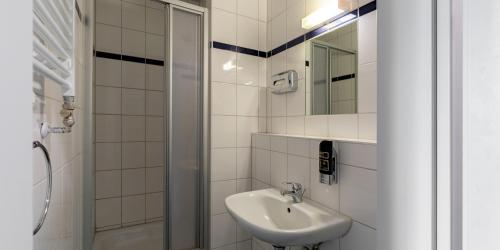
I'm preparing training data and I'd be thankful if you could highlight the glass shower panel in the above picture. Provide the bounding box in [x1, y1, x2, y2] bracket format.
[312, 44, 329, 115]
[168, 6, 202, 250]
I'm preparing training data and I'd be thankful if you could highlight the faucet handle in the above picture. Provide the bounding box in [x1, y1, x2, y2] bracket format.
[282, 182, 302, 191]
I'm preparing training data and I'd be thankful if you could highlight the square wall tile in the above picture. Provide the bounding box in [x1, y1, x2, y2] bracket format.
[122, 2, 146, 31]
[96, 115, 122, 142]
[339, 165, 377, 228]
[96, 24, 121, 54]
[122, 142, 146, 169]
[253, 133, 270, 149]
[96, 86, 121, 114]
[146, 7, 164, 35]
[96, 0, 121, 26]
[269, 0, 286, 19]
[237, 53, 259, 86]
[237, 148, 252, 179]
[339, 142, 377, 170]
[237, 16, 259, 50]
[95, 58, 121, 87]
[287, 137, 309, 157]
[236, 85, 259, 116]
[212, 9, 237, 45]
[122, 195, 146, 223]
[122, 88, 146, 115]
[304, 115, 328, 137]
[146, 65, 164, 91]
[358, 113, 377, 141]
[146, 192, 163, 219]
[213, 0, 237, 13]
[328, 114, 358, 139]
[271, 117, 286, 134]
[211, 213, 237, 248]
[122, 116, 146, 142]
[146, 141, 164, 167]
[146, 166, 164, 192]
[255, 149, 271, 183]
[258, 0, 268, 22]
[357, 62, 377, 113]
[212, 49, 237, 84]
[122, 168, 146, 195]
[270, 135, 287, 153]
[286, 116, 305, 135]
[212, 82, 237, 115]
[237, 179, 252, 193]
[211, 116, 237, 148]
[211, 180, 236, 215]
[146, 90, 164, 116]
[270, 151, 287, 188]
[237, 117, 259, 148]
[146, 116, 164, 141]
[96, 198, 121, 227]
[122, 61, 146, 89]
[270, 13, 286, 48]
[237, 0, 258, 19]
[146, 34, 164, 60]
[286, 0, 306, 40]
[96, 170, 122, 199]
[122, 29, 146, 58]
[211, 148, 237, 181]
[259, 21, 267, 52]
[96, 143, 121, 171]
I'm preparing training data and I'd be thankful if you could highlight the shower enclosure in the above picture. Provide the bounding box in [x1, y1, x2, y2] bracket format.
[91, 1, 209, 250]
[164, 1, 209, 250]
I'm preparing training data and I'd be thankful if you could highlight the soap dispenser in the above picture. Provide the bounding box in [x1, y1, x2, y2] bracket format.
[319, 141, 337, 185]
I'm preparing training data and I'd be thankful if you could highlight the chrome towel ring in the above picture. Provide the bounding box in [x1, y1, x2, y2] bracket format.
[33, 141, 52, 235]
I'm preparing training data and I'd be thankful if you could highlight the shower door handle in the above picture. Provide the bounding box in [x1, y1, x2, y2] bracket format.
[33, 141, 52, 235]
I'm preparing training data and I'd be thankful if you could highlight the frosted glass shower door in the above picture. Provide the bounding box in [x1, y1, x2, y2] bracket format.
[165, 4, 207, 250]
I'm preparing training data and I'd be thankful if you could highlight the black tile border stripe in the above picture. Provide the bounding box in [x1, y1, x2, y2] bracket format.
[211, 0, 376, 59]
[95, 51, 165, 66]
[332, 73, 356, 82]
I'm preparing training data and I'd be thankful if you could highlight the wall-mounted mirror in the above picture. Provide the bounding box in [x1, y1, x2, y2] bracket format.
[305, 20, 358, 115]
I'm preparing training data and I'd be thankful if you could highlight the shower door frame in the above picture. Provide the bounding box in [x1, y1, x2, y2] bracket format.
[161, 1, 209, 249]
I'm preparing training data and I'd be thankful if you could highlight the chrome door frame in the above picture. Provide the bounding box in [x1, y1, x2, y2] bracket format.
[159, 0, 209, 249]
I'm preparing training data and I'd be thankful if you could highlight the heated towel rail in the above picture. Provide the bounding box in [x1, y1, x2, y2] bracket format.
[33, 0, 76, 138]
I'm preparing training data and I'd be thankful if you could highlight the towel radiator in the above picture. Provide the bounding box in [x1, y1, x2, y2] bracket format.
[33, 0, 76, 138]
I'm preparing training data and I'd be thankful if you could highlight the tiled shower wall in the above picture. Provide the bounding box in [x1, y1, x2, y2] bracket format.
[94, 0, 166, 231]
[209, 0, 268, 249]
[251, 133, 377, 250]
[32, 0, 92, 249]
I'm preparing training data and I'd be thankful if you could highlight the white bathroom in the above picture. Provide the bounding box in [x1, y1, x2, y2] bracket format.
[0, 0, 499, 250]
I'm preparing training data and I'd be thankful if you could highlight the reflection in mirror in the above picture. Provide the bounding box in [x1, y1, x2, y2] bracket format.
[306, 20, 358, 115]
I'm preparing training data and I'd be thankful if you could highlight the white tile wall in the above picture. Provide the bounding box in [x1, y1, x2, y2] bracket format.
[251, 133, 377, 250]
[210, 0, 268, 247]
[94, 0, 165, 231]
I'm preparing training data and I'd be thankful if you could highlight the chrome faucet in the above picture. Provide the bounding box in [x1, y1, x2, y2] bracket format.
[280, 182, 305, 203]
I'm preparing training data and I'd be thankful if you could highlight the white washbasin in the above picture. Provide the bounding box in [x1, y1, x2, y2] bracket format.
[225, 188, 352, 247]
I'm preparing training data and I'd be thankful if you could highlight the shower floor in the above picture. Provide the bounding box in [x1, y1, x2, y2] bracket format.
[93, 222, 163, 250]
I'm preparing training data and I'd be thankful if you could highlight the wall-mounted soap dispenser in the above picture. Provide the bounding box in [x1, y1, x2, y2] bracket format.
[319, 141, 337, 185]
